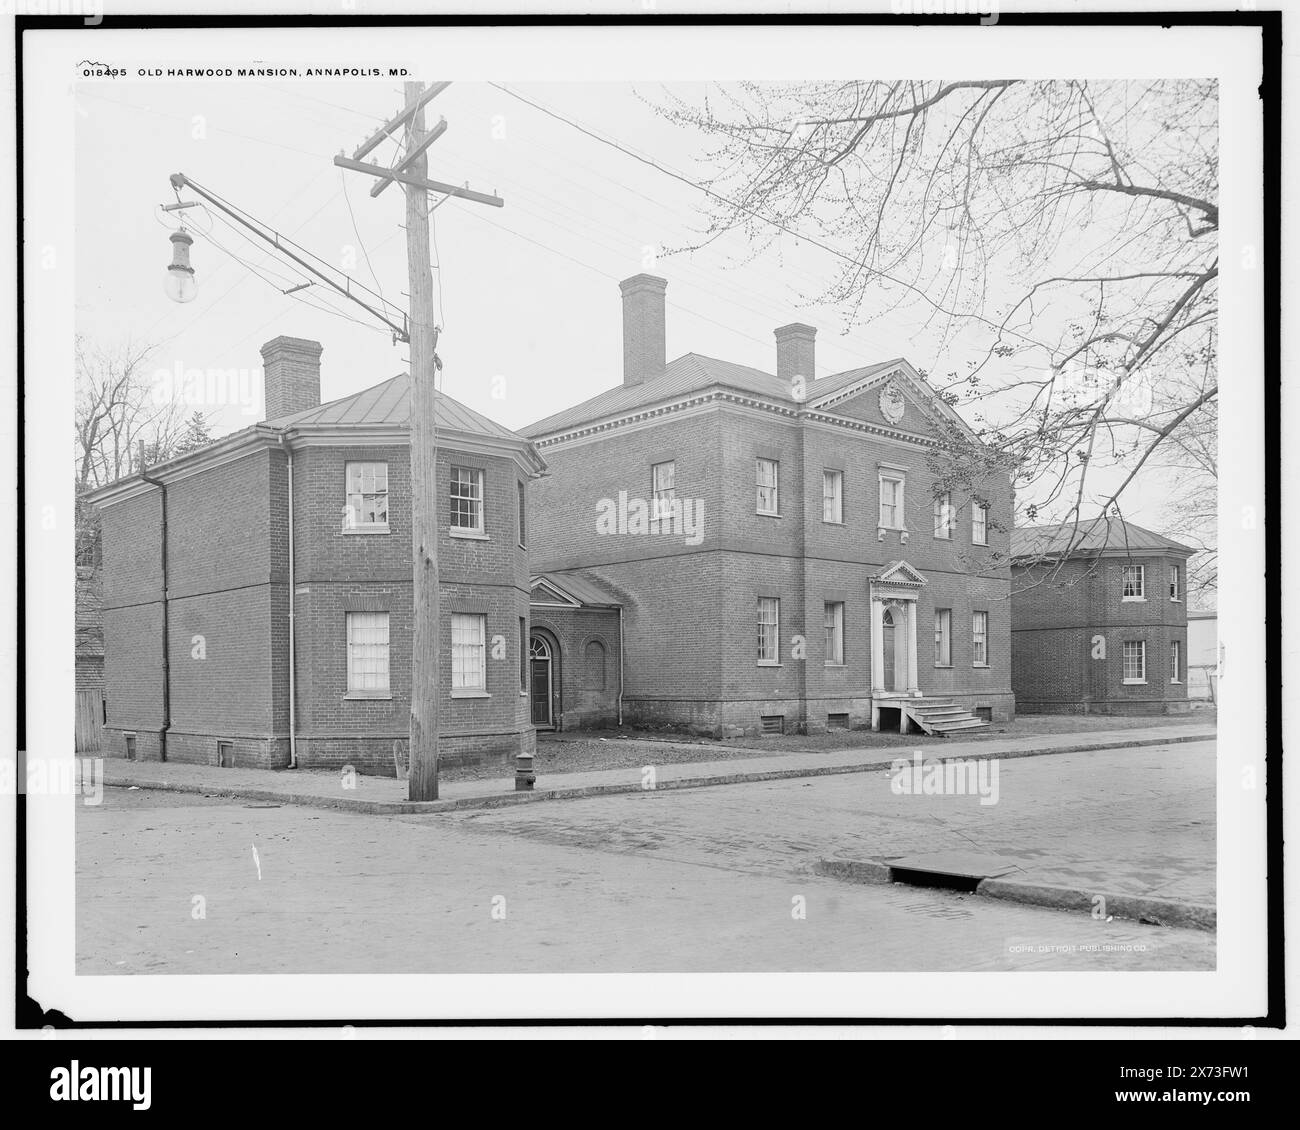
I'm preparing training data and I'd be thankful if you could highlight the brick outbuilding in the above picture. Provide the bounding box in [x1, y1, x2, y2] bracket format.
[1010, 519, 1194, 714]
[88, 336, 546, 772]
[521, 276, 1015, 737]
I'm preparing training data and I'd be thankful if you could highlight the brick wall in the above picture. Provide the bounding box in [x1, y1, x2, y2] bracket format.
[1011, 554, 1190, 713]
[290, 440, 533, 771]
[97, 434, 537, 773]
[527, 605, 621, 730]
[100, 487, 165, 757]
[529, 396, 1015, 736]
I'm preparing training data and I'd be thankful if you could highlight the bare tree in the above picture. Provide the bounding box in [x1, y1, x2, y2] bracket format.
[74, 335, 184, 565]
[654, 79, 1217, 565]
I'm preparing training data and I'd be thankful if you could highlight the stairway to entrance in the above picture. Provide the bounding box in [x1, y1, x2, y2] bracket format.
[902, 698, 991, 736]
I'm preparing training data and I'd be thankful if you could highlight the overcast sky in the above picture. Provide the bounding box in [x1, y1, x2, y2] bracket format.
[75, 77, 1181, 525]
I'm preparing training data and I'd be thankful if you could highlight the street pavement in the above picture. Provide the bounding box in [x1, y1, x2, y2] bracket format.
[75, 741, 1215, 974]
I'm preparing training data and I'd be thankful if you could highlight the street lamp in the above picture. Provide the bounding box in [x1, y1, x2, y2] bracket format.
[164, 227, 197, 303]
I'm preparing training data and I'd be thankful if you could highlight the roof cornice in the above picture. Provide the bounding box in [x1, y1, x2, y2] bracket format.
[84, 425, 280, 506]
[530, 383, 950, 452]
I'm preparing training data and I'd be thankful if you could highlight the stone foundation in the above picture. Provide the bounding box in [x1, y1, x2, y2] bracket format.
[102, 726, 535, 775]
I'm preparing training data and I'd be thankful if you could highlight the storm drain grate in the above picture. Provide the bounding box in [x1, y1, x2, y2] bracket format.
[891, 868, 982, 893]
[886, 851, 1021, 893]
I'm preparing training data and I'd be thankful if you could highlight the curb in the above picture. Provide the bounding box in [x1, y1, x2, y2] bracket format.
[813, 859, 1215, 932]
[103, 729, 1214, 816]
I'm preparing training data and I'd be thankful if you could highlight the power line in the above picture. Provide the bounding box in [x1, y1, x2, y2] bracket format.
[427, 136, 889, 373]
[341, 170, 390, 313]
[488, 81, 1040, 350]
[254, 82, 389, 124]
[181, 173, 408, 325]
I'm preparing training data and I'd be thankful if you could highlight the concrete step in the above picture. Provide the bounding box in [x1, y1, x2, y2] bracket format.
[931, 719, 991, 734]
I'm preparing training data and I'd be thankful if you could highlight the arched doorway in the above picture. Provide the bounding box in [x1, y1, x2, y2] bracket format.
[881, 607, 897, 692]
[529, 632, 559, 728]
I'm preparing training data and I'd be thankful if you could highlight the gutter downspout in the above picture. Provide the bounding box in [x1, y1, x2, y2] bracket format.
[137, 458, 170, 762]
[278, 434, 298, 769]
[617, 604, 624, 727]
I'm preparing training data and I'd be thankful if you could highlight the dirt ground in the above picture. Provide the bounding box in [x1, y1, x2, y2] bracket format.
[442, 709, 1215, 782]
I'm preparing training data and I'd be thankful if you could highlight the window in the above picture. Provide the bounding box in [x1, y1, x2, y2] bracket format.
[584, 640, 607, 689]
[517, 481, 526, 546]
[1170, 640, 1182, 684]
[933, 491, 954, 539]
[345, 462, 388, 529]
[972, 503, 988, 546]
[823, 470, 844, 524]
[451, 613, 486, 691]
[346, 612, 390, 693]
[1123, 640, 1147, 684]
[1169, 564, 1181, 601]
[1121, 564, 1145, 600]
[519, 617, 527, 693]
[450, 466, 485, 534]
[756, 458, 780, 515]
[972, 610, 988, 667]
[651, 460, 676, 519]
[757, 597, 780, 664]
[824, 601, 845, 665]
[934, 608, 952, 667]
[879, 473, 904, 529]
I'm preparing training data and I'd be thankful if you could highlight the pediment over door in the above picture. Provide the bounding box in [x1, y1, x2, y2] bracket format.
[875, 560, 928, 587]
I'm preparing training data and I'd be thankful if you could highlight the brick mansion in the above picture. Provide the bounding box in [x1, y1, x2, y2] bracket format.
[87, 275, 1188, 772]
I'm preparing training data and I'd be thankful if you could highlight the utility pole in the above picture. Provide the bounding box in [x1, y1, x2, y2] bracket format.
[336, 82, 503, 801]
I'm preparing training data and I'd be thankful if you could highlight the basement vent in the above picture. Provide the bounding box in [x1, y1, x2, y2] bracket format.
[124, 733, 136, 762]
[760, 715, 785, 736]
[217, 741, 235, 769]
[827, 713, 850, 731]
[975, 706, 993, 722]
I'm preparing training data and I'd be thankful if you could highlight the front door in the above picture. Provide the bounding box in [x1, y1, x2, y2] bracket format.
[882, 608, 897, 692]
[529, 636, 553, 727]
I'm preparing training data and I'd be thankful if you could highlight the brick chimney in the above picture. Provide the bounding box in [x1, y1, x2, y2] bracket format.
[619, 274, 667, 386]
[261, 336, 322, 421]
[774, 323, 816, 385]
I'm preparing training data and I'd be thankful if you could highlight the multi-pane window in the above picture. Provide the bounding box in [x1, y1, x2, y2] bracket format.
[934, 608, 952, 667]
[450, 466, 485, 533]
[1169, 564, 1181, 601]
[1170, 639, 1182, 683]
[519, 617, 528, 693]
[1121, 564, 1145, 600]
[972, 610, 988, 666]
[824, 601, 845, 665]
[345, 462, 388, 528]
[517, 481, 526, 546]
[651, 460, 676, 519]
[756, 458, 780, 515]
[346, 612, 390, 693]
[933, 491, 954, 539]
[1123, 640, 1147, 683]
[451, 613, 486, 690]
[972, 503, 988, 546]
[757, 597, 780, 664]
[879, 474, 904, 528]
[823, 470, 844, 524]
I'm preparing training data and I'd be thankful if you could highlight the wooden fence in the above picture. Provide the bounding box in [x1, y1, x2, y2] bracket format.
[75, 689, 104, 752]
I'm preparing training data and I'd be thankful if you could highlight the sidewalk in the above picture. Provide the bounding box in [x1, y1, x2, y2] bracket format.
[93, 722, 1214, 815]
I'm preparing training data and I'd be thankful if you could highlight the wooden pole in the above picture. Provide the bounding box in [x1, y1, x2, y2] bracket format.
[333, 80, 499, 798]
[404, 81, 441, 801]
